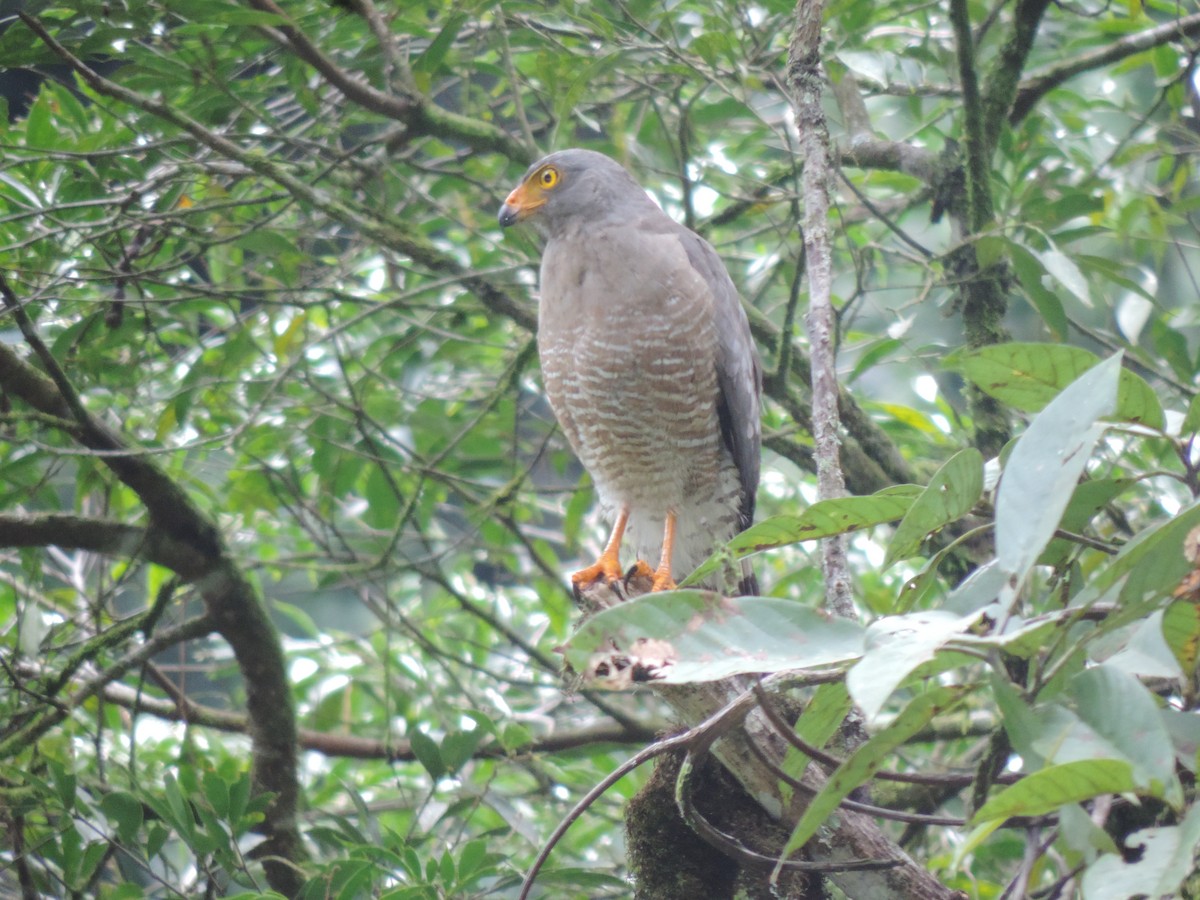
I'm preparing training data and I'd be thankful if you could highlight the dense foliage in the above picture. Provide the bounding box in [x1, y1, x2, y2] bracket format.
[1, 0, 1198, 897]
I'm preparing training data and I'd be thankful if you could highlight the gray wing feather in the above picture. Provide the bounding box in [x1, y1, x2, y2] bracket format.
[679, 230, 762, 529]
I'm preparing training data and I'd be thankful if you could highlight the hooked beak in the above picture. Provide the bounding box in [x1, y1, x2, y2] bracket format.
[497, 181, 544, 228]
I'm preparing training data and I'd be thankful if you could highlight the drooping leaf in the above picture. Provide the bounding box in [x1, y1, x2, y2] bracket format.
[100, 791, 144, 845]
[1038, 477, 1135, 569]
[1182, 393, 1200, 437]
[953, 608, 1076, 659]
[779, 682, 853, 796]
[995, 352, 1121, 585]
[1073, 500, 1200, 610]
[408, 730, 445, 781]
[1097, 610, 1185, 679]
[1035, 246, 1092, 308]
[1009, 243, 1069, 339]
[1162, 599, 1200, 676]
[847, 609, 983, 720]
[1067, 665, 1181, 803]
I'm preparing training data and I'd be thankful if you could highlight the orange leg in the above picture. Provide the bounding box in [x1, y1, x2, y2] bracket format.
[649, 511, 678, 592]
[571, 505, 630, 591]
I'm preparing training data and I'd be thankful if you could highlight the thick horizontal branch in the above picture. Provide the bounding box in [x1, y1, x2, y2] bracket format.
[839, 139, 937, 184]
[0, 513, 210, 580]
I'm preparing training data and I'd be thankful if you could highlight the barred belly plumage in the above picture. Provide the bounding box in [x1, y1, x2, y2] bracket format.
[540, 306, 742, 581]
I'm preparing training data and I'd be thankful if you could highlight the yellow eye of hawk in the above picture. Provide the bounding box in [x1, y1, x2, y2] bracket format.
[539, 166, 560, 188]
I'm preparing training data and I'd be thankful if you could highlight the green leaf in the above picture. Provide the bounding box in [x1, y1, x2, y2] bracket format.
[228, 771, 251, 827]
[564, 591, 864, 686]
[1162, 708, 1200, 773]
[949, 343, 1163, 428]
[24, 86, 56, 148]
[364, 464, 401, 529]
[77, 840, 109, 889]
[146, 823, 170, 860]
[1057, 803, 1121, 857]
[100, 791, 144, 845]
[780, 682, 853, 798]
[202, 771, 230, 819]
[1073, 500, 1200, 610]
[884, 448, 983, 568]
[162, 773, 197, 843]
[1035, 246, 1092, 307]
[1181, 394, 1200, 437]
[778, 686, 967, 862]
[1099, 610, 1183, 679]
[455, 838, 488, 881]
[1163, 599, 1200, 675]
[413, 13, 467, 74]
[953, 608, 1075, 658]
[683, 487, 919, 586]
[991, 674, 1045, 766]
[1010, 244, 1069, 339]
[49, 759, 77, 811]
[995, 352, 1120, 584]
[499, 722, 532, 752]
[972, 759, 1139, 824]
[409, 729, 445, 780]
[1068, 665, 1181, 803]
[440, 729, 483, 775]
[1038, 477, 1135, 568]
[847, 609, 981, 720]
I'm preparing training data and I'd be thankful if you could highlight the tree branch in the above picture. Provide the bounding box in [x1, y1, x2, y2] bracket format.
[948, 0, 993, 233]
[0, 513, 209, 579]
[578, 577, 958, 899]
[244, 0, 532, 161]
[0, 615, 214, 759]
[787, 0, 854, 622]
[1011, 10, 1200, 124]
[0, 277, 222, 557]
[101, 681, 658, 759]
[980, 0, 1054, 148]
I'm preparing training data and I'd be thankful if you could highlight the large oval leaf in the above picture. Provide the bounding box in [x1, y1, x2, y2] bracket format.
[949, 343, 1162, 428]
[995, 352, 1120, 583]
[562, 591, 865, 687]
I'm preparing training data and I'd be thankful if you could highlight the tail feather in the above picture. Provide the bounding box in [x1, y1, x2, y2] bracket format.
[737, 558, 758, 597]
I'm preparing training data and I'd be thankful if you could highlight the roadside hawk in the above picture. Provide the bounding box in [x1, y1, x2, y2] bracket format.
[499, 149, 762, 595]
